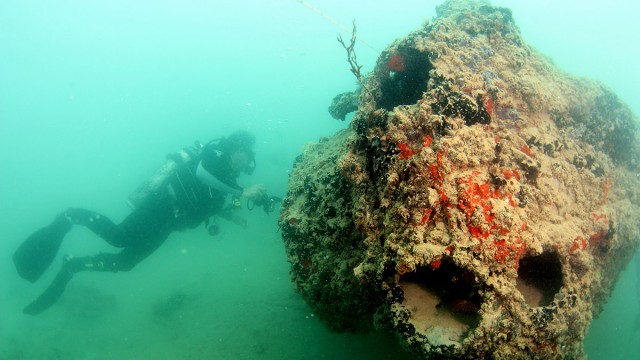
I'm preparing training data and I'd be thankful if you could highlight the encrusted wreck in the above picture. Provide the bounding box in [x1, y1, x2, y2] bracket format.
[280, 0, 640, 358]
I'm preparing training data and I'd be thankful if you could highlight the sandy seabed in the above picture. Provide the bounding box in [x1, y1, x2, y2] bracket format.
[1, 215, 411, 360]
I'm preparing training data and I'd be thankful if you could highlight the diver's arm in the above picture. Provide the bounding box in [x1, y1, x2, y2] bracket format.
[242, 184, 266, 200]
[196, 161, 243, 196]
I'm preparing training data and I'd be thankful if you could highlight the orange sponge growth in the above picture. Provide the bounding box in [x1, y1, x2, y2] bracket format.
[387, 54, 405, 72]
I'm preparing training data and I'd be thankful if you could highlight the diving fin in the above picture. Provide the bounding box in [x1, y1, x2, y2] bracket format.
[23, 259, 75, 315]
[13, 214, 71, 283]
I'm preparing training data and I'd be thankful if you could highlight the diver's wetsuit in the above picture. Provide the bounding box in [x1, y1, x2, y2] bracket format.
[18, 143, 244, 315]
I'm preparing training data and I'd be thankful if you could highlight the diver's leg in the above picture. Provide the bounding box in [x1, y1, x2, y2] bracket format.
[63, 208, 126, 247]
[22, 252, 128, 315]
[22, 254, 95, 315]
[22, 228, 171, 316]
[65, 195, 176, 248]
[14, 208, 128, 283]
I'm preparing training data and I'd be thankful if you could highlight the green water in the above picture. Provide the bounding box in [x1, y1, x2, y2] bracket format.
[1, 1, 638, 359]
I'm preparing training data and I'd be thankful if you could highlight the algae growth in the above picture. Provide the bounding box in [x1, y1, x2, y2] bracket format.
[280, 0, 640, 358]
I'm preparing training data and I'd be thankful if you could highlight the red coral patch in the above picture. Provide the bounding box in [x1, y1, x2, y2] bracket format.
[387, 54, 405, 72]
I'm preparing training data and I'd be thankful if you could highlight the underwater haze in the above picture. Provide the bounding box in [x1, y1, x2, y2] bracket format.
[1, 0, 638, 359]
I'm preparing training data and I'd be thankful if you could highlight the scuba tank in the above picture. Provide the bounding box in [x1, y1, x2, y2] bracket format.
[126, 142, 204, 210]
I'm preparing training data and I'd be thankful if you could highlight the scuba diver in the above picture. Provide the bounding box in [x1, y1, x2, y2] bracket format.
[13, 130, 280, 315]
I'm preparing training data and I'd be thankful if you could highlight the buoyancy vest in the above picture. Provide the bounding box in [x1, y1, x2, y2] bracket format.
[127, 140, 243, 229]
[126, 144, 202, 210]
